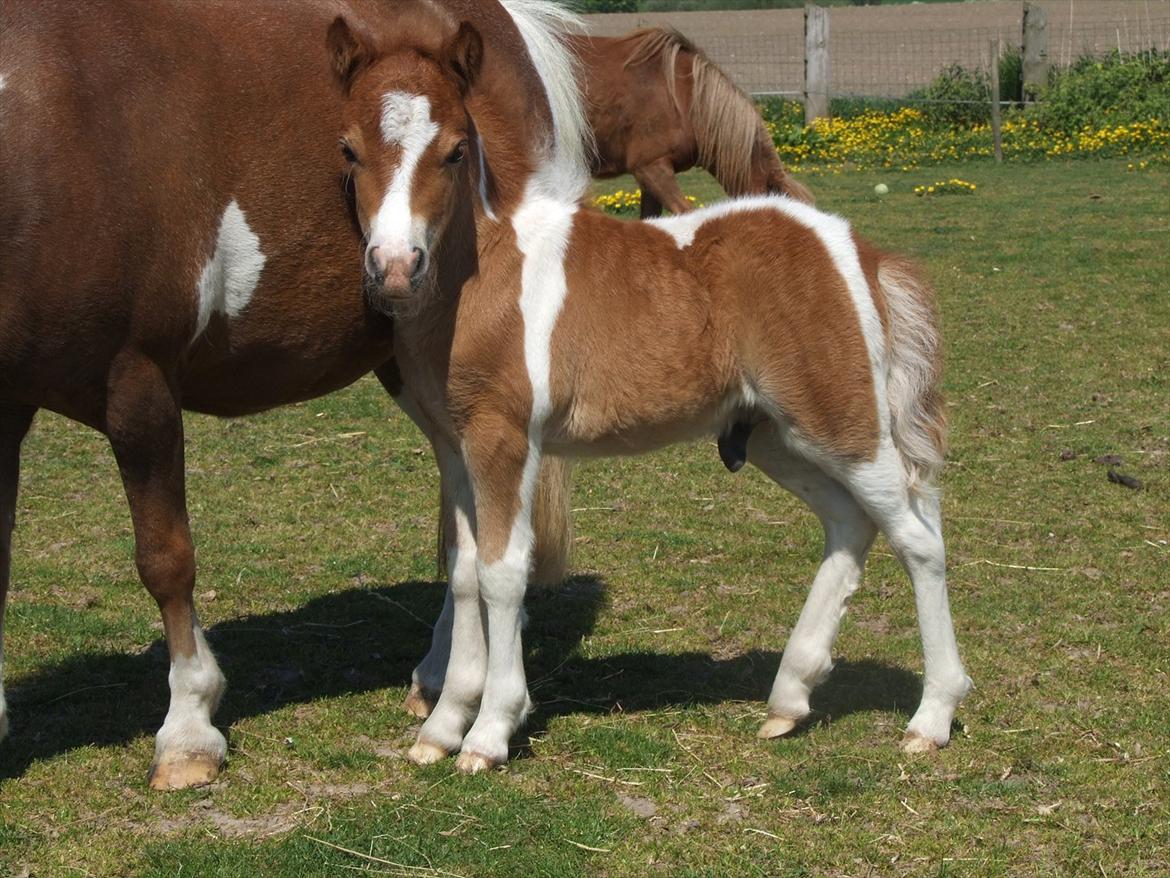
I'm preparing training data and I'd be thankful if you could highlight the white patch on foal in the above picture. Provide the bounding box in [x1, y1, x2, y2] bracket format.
[0, 73, 7, 92]
[193, 199, 267, 340]
[369, 92, 439, 258]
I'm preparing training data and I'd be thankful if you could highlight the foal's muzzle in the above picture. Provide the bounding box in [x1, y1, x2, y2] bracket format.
[366, 245, 428, 296]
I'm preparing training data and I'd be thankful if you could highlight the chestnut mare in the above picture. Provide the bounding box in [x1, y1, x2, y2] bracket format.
[0, 0, 588, 789]
[334, 16, 972, 773]
[570, 28, 813, 217]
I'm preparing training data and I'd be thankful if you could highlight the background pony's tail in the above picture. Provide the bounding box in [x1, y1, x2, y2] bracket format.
[878, 257, 947, 499]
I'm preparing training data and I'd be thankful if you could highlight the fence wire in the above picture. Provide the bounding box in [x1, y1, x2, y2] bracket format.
[585, 1, 1170, 100]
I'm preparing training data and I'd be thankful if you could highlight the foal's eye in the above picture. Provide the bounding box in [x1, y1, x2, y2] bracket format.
[340, 140, 359, 164]
[446, 141, 468, 165]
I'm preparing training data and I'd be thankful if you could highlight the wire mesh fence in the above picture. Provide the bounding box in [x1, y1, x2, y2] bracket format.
[583, 0, 1170, 100]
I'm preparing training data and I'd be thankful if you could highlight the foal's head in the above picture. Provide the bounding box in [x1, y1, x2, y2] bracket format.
[328, 16, 483, 304]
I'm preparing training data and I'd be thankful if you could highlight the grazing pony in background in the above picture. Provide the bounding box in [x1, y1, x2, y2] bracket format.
[333, 16, 972, 774]
[0, 0, 586, 789]
[569, 28, 814, 217]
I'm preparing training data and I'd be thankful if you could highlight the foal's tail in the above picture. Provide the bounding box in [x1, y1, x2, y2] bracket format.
[530, 455, 573, 586]
[878, 257, 947, 498]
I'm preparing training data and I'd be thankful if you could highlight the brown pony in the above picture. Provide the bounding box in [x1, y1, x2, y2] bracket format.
[570, 28, 813, 217]
[0, 0, 587, 789]
[336, 17, 971, 774]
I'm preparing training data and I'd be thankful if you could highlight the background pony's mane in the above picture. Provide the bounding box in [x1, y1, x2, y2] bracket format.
[623, 27, 760, 196]
[500, 0, 593, 200]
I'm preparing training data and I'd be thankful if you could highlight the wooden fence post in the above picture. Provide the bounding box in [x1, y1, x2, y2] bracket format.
[1022, 1, 1048, 102]
[804, 4, 830, 124]
[990, 37, 1003, 163]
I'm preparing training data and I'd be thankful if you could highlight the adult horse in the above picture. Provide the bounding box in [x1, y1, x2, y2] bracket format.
[570, 28, 813, 217]
[332, 14, 971, 772]
[0, 0, 588, 789]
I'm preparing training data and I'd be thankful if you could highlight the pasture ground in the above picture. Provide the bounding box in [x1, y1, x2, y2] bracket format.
[1, 159, 1167, 877]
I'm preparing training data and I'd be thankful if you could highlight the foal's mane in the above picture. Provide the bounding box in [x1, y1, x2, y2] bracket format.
[622, 27, 762, 196]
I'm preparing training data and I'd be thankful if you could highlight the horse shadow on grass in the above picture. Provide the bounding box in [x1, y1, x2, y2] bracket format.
[1, 575, 921, 782]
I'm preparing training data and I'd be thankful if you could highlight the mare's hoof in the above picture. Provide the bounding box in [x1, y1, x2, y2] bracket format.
[900, 732, 942, 754]
[454, 751, 499, 774]
[403, 685, 439, 719]
[757, 714, 801, 740]
[407, 738, 450, 765]
[148, 752, 222, 790]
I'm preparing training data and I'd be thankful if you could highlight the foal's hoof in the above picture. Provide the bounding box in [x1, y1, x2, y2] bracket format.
[757, 714, 801, 739]
[403, 685, 439, 719]
[900, 731, 942, 754]
[407, 738, 450, 765]
[148, 752, 222, 790]
[455, 750, 500, 775]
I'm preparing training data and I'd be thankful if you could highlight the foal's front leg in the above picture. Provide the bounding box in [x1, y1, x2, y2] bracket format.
[454, 425, 538, 774]
[408, 443, 487, 763]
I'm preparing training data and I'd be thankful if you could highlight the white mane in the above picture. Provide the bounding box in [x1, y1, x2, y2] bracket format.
[499, 0, 592, 200]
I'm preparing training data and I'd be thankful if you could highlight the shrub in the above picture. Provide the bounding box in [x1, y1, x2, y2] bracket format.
[908, 64, 992, 127]
[1032, 51, 1170, 131]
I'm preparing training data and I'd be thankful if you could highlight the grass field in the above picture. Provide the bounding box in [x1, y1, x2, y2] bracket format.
[1, 159, 1167, 877]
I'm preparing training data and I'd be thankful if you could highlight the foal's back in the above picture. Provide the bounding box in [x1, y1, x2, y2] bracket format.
[537, 199, 886, 459]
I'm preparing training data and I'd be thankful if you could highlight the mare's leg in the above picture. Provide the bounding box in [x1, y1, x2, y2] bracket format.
[0, 404, 37, 743]
[374, 363, 450, 720]
[834, 443, 972, 751]
[634, 158, 692, 217]
[747, 429, 878, 738]
[408, 442, 487, 763]
[105, 354, 225, 789]
[454, 422, 536, 773]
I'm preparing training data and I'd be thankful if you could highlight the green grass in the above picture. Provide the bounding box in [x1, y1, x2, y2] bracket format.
[2, 159, 1168, 876]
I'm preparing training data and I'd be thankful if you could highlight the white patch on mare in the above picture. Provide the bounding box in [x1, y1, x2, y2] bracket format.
[369, 92, 440, 259]
[192, 199, 267, 340]
[155, 624, 227, 762]
[649, 195, 887, 424]
[0, 73, 7, 92]
[474, 132, 498, 221]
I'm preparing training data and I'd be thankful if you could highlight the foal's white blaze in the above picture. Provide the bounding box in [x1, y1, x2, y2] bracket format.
[368, 92, 439, 264]
[193, 199, 267, 340]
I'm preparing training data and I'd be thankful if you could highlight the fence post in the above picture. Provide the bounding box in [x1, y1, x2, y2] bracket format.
[804, 4, 830, 124]
[989, 37, 1003, 163]
[1022, 1, 1048, 102]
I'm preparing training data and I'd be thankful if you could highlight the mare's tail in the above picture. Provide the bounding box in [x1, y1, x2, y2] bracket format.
[878, 257, 947, 498]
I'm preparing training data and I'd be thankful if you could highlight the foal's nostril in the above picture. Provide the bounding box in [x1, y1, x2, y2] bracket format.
[410, 247, 427, 279]
[366, 246, 385, 284]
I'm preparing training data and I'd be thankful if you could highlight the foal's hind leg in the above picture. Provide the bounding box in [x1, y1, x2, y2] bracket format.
[835, 445, 972, 751]
[106, 355, 226, 789]
[747, 431, 878, 739]
[0, 404, 37, 744]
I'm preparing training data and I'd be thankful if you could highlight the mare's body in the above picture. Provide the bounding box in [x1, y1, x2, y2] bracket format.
[0, 0, 582, 788]
[570, 28, 812, 217]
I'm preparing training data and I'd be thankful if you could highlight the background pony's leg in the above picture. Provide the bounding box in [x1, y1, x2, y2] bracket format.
[634, 158, 692, 217]
[0, 404, 37, 744]
[455, 423, 536, 774]
[838, 445, 972, 752]
[105, 354, 226, 790]
[409, 443, 486, 764]
[747, 429, 878, 739]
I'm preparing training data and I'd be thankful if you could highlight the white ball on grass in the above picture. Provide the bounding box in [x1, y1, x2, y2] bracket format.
[874, 183, 889, 196]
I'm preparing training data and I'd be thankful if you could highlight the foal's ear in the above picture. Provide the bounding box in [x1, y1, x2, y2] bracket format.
[444, 21, 484, 94]
[327, 16, 375, 93]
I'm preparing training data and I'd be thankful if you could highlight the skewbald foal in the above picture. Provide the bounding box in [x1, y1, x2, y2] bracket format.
[328, 14, 972, 773]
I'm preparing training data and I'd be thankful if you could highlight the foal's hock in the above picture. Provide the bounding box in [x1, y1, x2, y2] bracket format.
[333, 19, 972, 773]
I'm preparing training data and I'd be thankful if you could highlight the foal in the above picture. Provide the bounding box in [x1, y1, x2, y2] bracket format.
[331, 19, 972, 773]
